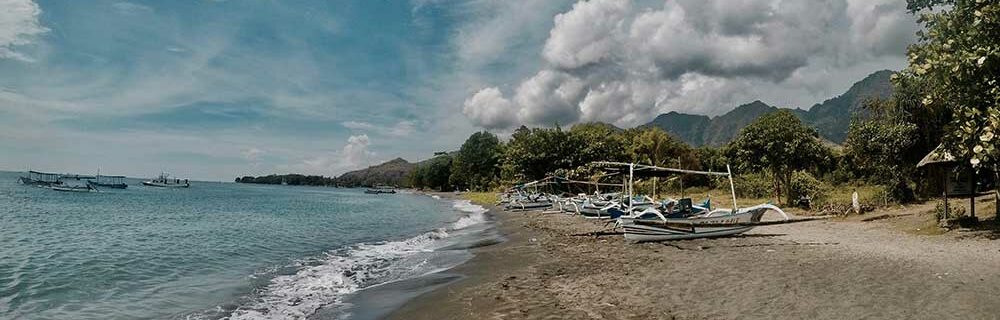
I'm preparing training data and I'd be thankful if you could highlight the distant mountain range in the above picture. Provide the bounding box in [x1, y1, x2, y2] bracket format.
[643, 70, 894, 146]
[239, 70, 893, 184]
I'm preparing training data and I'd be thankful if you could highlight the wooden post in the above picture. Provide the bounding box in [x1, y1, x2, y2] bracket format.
[653, 177, 657, 200]
[628, 163, 634, 213]
[970, 167, 976, 219]
[995, 165, 999, 223]
[943, 168, 950, 221]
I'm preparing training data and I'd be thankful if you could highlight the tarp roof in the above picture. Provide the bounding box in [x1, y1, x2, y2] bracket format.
[917, 143, 958, 168]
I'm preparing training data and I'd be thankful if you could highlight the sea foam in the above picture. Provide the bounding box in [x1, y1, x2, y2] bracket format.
[450, 200, 487, 230]
[224, 199, 488, 320]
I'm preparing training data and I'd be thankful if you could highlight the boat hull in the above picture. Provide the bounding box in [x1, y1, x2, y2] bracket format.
[623, 224, 754, 241]
[621, 205, 780, 242]
[51, 186, 97, 193]
[142, 181, 189, 188]
[18, 177, 63, 187]
[578, 206, 614, 219]
[505, 201, 551, 211]
[87, 181, 127, 189]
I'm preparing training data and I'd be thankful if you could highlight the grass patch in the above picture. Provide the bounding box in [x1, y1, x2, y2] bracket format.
[464, 192, 498, 206]
[908, 213, 949, 235]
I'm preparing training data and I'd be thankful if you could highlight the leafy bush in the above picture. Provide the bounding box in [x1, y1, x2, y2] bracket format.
[934, 200, 966, 221]
[884, 175, 916, 204]
[725, 173, 773, 199]
[789, 171, 829, 209]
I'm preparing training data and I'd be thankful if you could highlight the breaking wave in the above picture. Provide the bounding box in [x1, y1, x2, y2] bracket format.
[450, 200, 487, 230]
[221, 199, 488, 320]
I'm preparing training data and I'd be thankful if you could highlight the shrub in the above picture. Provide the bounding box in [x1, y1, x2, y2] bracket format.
[725, 172, 773, 199]
[934, 200, 966, 222]
[789, 171, 829, 209]
[883, 175, 916, 204]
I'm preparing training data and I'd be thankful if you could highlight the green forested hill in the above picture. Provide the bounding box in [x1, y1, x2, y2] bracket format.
[334, 157, 416, 187]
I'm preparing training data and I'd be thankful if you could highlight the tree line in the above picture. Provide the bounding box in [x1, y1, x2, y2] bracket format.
[236, 174, 337, 186]
[413, 0, 999, 213]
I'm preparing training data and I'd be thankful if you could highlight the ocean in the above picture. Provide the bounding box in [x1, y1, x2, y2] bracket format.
[0, 171, 496, 320]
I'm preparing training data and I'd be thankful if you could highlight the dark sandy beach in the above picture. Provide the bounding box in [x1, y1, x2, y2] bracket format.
[388, 196, 1000, 320]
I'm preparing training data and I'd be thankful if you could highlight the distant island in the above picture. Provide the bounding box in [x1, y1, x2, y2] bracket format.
[235, 174, 337, 186]
[236, 157, 418, 187]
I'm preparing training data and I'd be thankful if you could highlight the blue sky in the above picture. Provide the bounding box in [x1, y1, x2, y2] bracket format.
[0, 0, 916, 180]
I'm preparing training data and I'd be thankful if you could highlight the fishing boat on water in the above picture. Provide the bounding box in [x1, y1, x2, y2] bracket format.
[364, 185, 397, 194]
[51, 184, 99, 193]
[143, 173, 190, 188]
[17, 171, 64, 187]
[88, 172, 128, 189]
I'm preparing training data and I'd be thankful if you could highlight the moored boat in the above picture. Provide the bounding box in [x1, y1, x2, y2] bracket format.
[51, 184, 98, 193]
[17, 171, 64, 187]
[88, 174, 128, 189]
[143, 173, 190, 188]
[364, 185, 397, 194]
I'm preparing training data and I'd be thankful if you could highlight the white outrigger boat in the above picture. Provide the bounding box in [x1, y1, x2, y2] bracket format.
[51, 184, 99, 193]
[143, 173, 190, 188]
[592, 161, 792, 242]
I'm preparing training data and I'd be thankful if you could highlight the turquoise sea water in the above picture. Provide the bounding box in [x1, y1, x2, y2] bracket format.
[0, 171, 491, 319]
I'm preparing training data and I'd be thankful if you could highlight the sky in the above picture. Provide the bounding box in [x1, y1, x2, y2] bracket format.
[0, 0, 919, 181]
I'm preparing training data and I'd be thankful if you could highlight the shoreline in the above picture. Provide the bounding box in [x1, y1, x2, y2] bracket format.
[386, 194, 1000, 319]
[306, 190, 506, 320]
[384, 191, 541, 319]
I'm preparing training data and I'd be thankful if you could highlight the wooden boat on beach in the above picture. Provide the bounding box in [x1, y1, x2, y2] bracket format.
[592, 161, 792, 242]
[621, 204, 787, 242]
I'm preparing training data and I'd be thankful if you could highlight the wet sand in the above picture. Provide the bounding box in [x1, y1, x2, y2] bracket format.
[388, 200, 1000, 320]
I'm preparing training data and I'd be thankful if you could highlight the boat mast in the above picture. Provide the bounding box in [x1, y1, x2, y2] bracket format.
[727, 164, 738, 212]
[628, 163, 634, 213]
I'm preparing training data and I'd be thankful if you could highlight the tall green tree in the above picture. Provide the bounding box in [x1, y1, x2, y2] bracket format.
[450, 131, 502, 191]
[408, 154, 454, 191]
[500, 125, 583, 182]
[899, 0, 999, 170]
[727, 110, 833, 204]
[843, 99, 920, 201]
[625, 127, 692, 168]
[569, 123, 627, 164]
[901, 0, 999, 215]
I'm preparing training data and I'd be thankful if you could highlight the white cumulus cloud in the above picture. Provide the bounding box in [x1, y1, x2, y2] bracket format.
[281, 135, 375, 176]
[543, 0, 629, 69]
[461, 0, 919, 130]
[463, 87, 518, 129]
[0, 0, 47, 61]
